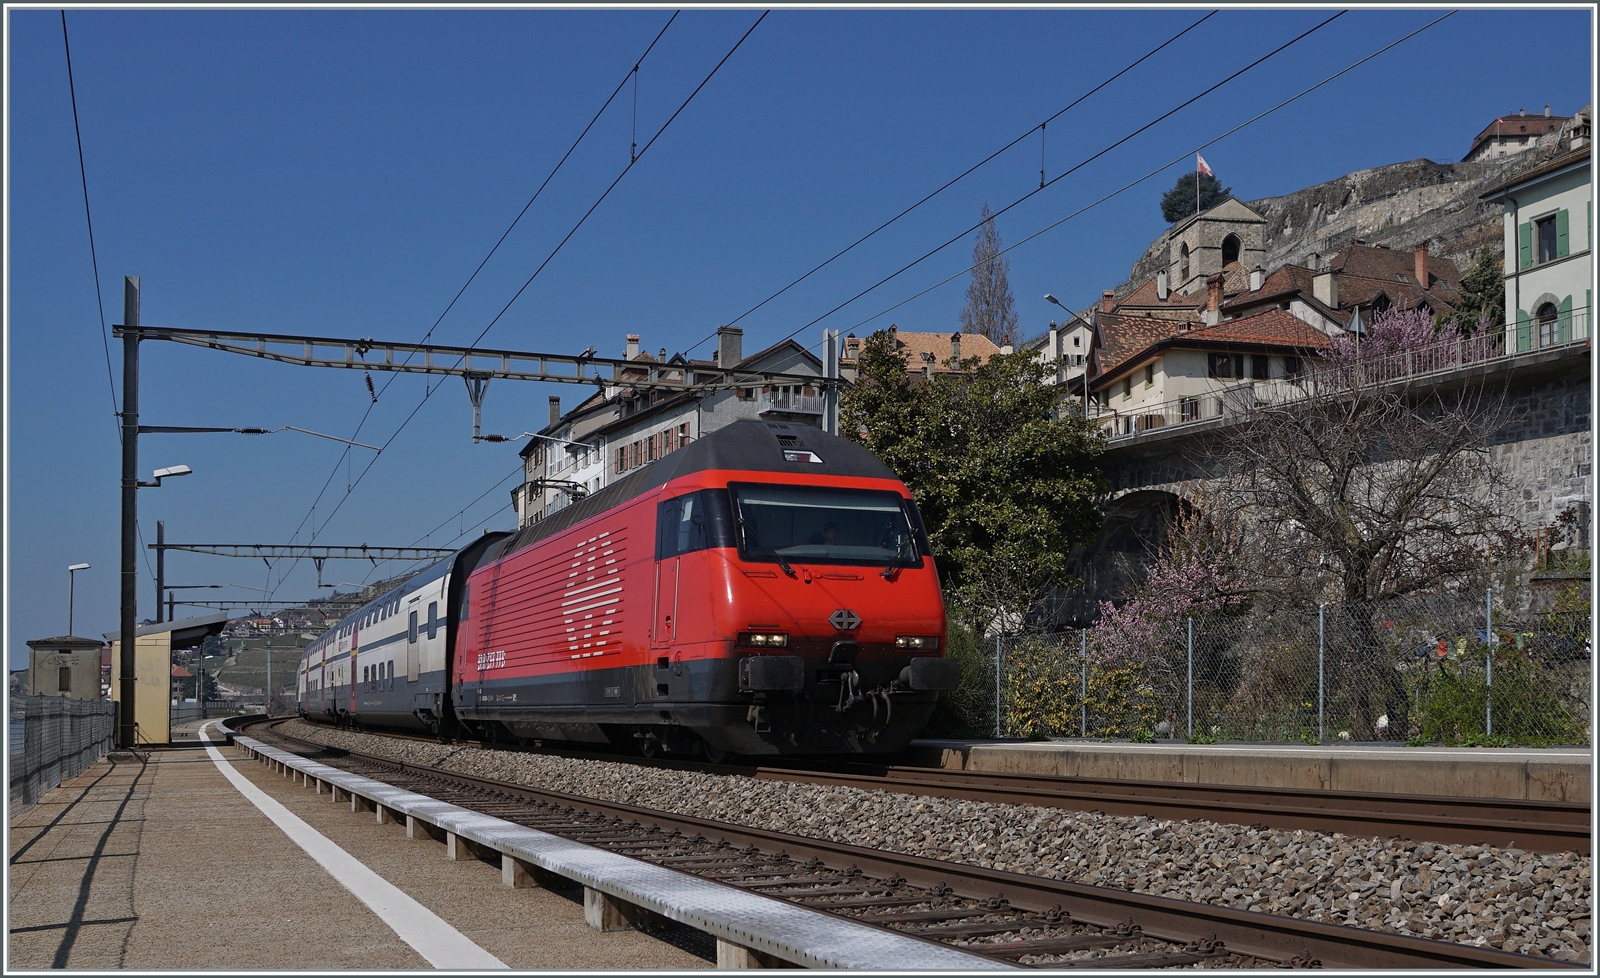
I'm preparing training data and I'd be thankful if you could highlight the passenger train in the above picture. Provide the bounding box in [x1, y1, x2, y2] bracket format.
[297, 420, 960, 757]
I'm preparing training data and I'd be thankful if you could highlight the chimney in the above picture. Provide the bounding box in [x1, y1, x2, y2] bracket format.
[1545, 104, 1551, 117]
[625, 333, 640, 359]
[1313, 269, 1338, 308]
[1414, 241, 1430, 288]
[950, 332, 962, 362]
[1204, 273, 1224, 326]
[1249, 266, 1264, 292]
[1156, 270, 1169, 301]
[1102, 290, 1115, 314]
[716, 325, 743, 367]
[1000, 334, 1013, 355]
[548, 396, 561, 427]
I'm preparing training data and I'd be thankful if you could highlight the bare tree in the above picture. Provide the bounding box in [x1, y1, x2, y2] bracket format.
[1215, 382, 1518, 607]
[1195, 362, 1524, 738]
[959, 202, 1018, 345]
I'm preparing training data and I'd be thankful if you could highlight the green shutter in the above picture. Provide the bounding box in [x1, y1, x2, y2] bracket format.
[1556, 209, 1570, 258]
[1560, 294, 1573, 343]
[1516, 310, 1531, 352]
[1518, 222, 1533, 269]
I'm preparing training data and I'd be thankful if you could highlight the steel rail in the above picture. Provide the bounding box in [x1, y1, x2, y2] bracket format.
[750, 765, 1593, 855]
[256, 720, 1573, 970]
[293, 723, 1591, 855]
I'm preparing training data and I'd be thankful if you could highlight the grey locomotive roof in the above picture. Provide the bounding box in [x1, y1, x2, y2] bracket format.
[489, 420, 899, 564]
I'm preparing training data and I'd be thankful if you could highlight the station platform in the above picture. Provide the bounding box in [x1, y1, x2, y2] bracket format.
[6, 735, 707, 970]
[909, 739, 1592, 802]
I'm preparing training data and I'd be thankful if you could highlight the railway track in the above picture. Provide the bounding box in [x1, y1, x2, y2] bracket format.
[313, 721, 1593, 854]
[242, 717, 1575, 969]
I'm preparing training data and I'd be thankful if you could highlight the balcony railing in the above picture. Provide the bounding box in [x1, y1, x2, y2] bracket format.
[758, 391, 825, 415]
[1092, 312, 1589, 442]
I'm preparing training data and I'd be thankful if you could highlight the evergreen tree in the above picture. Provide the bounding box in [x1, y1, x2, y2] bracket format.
[959, 202, 1019, 344]
[1160, 171, 1231, 223]
[1446, 246, 1507, 333]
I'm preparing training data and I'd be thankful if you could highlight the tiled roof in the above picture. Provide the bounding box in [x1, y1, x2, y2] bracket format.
[1116, 280, 1205, 316]
[1222, 264, 1317, 310]
[1096, 314, 1196, 375]
[1184, 308, 1333, 348]
[1326, 242, 1461, 293]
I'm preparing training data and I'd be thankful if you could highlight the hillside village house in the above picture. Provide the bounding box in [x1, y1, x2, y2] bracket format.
[513, 327, 824, 527]
[1462, 106, 1574, 163]
[837, 326, 1007, 383]
[1044, 192, 1468, 432]
[1481, 143, 1592, 352]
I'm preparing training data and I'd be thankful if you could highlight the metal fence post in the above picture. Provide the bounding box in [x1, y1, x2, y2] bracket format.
[1318, 603, 1325, 742]
[994, 634, 1002, 739]
[1186, 617, 1194, 740]
[1080, 631, 1088, 739]
[1485, 587, 1494, 737]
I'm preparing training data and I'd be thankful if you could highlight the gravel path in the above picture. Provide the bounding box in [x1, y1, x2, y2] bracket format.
[279, 720, 1591, 963]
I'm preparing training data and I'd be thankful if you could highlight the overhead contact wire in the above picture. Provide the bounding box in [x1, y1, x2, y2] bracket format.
[60, 11, 118, 422]
[681, 9, 1217, 357]
[842, 11, 1456, 333]
[295, 12, 769, 575]
[767, 9, 1347, 349]
[270, 12, 681, 597]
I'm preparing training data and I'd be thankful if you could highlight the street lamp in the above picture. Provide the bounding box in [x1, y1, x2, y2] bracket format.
[139, 464, 191, 488]
[67, 563, 90, 636]
[1044, 295, 1089, 418]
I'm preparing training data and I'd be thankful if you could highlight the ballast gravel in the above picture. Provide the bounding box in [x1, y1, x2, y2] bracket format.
[279, 720, 1592, 963]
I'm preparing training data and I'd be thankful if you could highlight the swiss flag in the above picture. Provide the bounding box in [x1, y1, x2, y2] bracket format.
[1196, 154, 1214, 176]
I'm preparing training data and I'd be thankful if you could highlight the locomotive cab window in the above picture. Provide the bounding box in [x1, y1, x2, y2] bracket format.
[730, 483, 927, 568]
[656, 489, 734, 559]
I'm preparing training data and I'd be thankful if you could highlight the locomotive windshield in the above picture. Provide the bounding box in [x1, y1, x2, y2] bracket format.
[730, 483, 928, 567]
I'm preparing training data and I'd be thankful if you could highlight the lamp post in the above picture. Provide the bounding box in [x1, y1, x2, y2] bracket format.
[67, 563, 90, 635]
[1044, 294, 1088, 418]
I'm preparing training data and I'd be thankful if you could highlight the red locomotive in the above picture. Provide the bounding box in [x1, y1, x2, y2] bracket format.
[452, 420, 958, 757]
[299, 420, 959, 757]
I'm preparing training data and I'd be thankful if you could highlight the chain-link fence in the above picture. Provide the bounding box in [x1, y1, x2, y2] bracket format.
[8, 695, 117, 810]
[952, 590, 1592, 746]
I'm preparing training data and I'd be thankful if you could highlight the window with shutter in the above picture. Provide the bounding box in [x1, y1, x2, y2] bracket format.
[1537, 216, 1559, 263]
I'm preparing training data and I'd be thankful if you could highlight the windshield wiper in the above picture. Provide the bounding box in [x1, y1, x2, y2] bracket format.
[737, 513, 794, 577]
[880, 551, 911, 581]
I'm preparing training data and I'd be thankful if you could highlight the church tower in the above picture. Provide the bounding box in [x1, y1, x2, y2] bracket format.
[1167, 197, 1267, 296]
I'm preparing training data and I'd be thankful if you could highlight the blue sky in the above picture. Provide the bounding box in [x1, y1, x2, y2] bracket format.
[7, 7, 1593, 663]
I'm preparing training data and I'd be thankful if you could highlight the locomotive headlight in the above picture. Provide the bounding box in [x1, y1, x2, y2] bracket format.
[739, 632, 789, 648]
[895, 635, 940, 651]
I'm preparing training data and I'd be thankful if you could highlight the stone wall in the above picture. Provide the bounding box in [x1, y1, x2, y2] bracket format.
[1489, 364, 1592, 534]
[1073, 347, 1592, 612]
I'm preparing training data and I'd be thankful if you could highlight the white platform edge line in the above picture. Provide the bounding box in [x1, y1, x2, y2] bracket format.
[233, 734, 1012, 971]
[199, 724, 508, 970]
